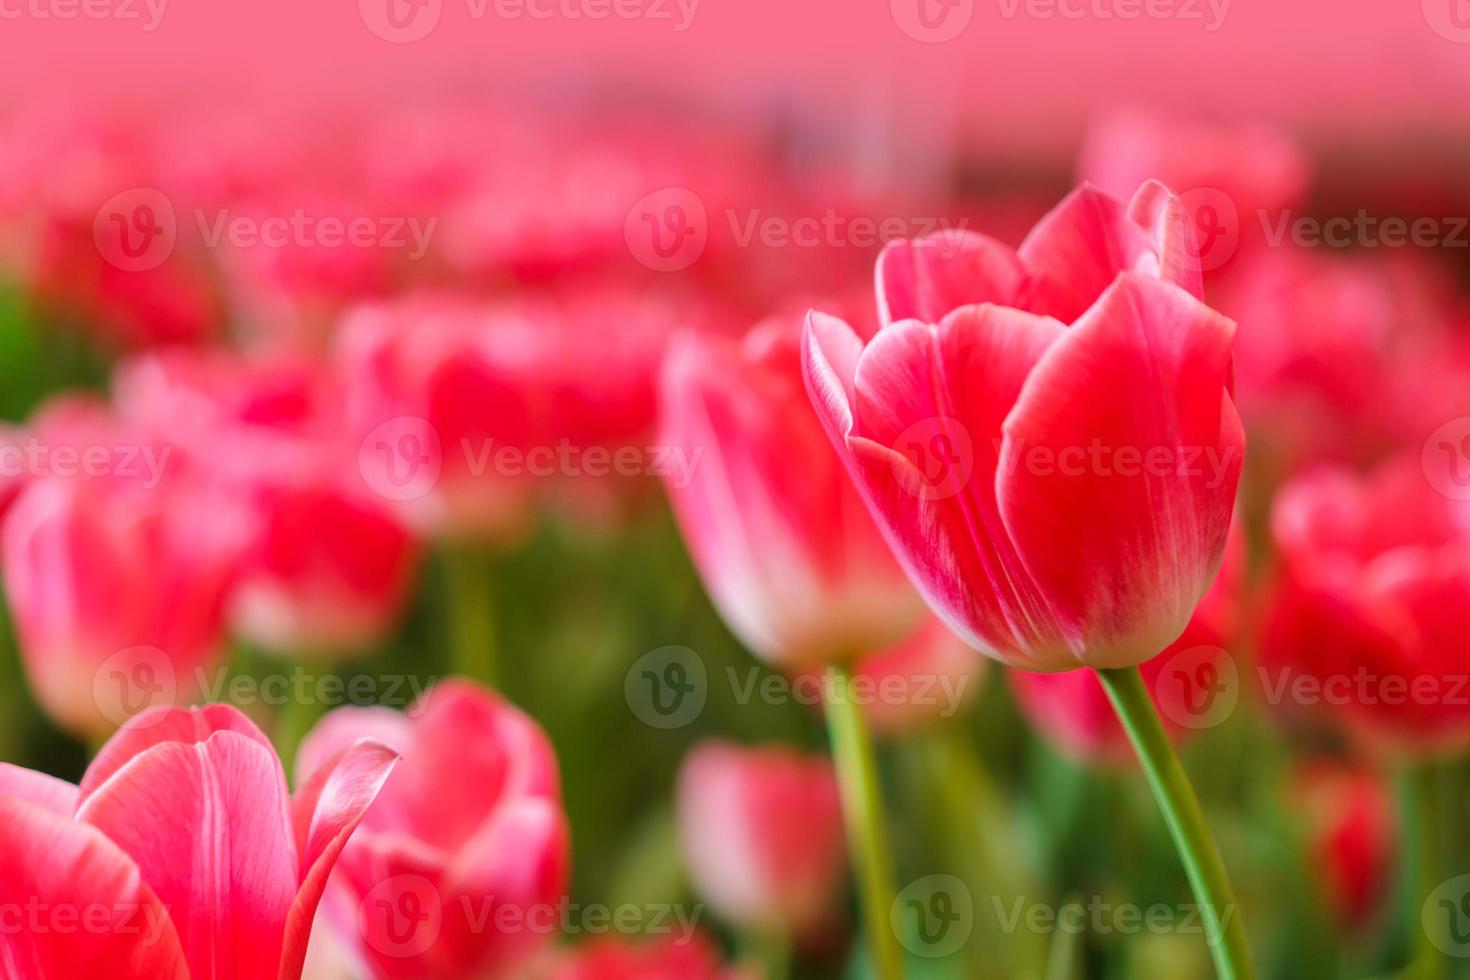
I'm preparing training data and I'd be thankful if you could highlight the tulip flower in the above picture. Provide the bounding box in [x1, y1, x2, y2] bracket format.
[296, 680, 570, 980]
[807, 183, 1250, 978]
[676, 741, 846, 938]
[1009, 520, 1243, 765]
[658, 313, 924, 670]
[550, 933, 746, 980]
[0, 702, 398, 978]
[1259, 455, 1470, 757]
[1, 433, 247, 738]
[850, 616, 986, 736]
[1292, 761, 1395, 931]
[114, 348, 421, 656]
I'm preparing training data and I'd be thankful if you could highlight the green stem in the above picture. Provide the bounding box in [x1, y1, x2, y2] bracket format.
[825, 664, 905, 980]
[1399, 765, 1446, 980]
[444, 547, 497, 688]
[1096, 666, 1255, 980]
[741, 929, 791, 980]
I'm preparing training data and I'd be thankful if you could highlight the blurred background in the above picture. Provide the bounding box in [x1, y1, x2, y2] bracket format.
[4, 2, 1470, 978]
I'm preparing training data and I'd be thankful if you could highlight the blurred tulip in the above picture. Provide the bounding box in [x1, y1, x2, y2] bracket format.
[1258, 455, 1470, 757]
[1292, 760, 1395, 930]
[0, 406, 248, 736]
[0, 702, 398, 979]
[1009, 520, 1244, 764]
[549, 933, 747, 980]
[114, 348, 420, 656]
[676, 740, 846, 937]
[297, 680, 570, 980]
[804, 184, 1242, 672]
[659, 310, 924, 667]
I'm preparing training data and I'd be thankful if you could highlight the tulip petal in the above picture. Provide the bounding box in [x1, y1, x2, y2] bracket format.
[80, 702, 278, 804]
[0, 762, 79, 815]
[294, 705, 413, 832]
[1018, 183, 1188, 322]
[1127, 179, 1205, 301]
[281, 738, 400, 980]
[875, 231, 1025, 327]
[999, 273, 1243, 667]
[0, 796, 189, 980]
[805, 308, 1075, 668]
[76, 729, 299, 980]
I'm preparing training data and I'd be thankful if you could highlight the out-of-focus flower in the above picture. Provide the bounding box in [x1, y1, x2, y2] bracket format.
[804, 183, 1242, 672]
[676, 740, 846, 937]
[823, 616, 985, 736]
[0, 702, 398, 979]
[114, 348, 420, 656]
[659, 309, 924, 668]
[1258, 455, 1470, 757]
[297, 680, 570, 980]
[1009, 522, 1244, 764]
[0, 400, 248, 737]
[548, 933, 747, 980]
[1291, 760, 1395, 931]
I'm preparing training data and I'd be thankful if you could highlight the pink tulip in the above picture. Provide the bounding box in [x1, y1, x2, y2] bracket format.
[0, 408, 247, 736]
[676, 741, 846, 937]
[1258, 455, 1470, 757]
[296, 680, 570, 979]
[1291, 760, 1395, 930]
[804, 184, 1242, 672]
[550, 933, 746, 980]
[114, 348, 421, 655]
[659, 310, 924, 667]
[1009, 520, 1244, 764]
[0, 702, 398, 979]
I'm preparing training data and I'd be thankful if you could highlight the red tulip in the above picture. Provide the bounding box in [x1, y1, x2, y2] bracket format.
[659, 310, 925, 667]
[1009, 520, 1244, 764]
[296, 680, 570, 979]
[550, 933, 747, 980]
[676, 741, 846, 937]
[0, 702, 398, 979]
[804, 184, 1242, 672]
[1291, 760, 1395, 930]
[114, 348, 421, 655]
[1259, 455, 1470, 756]
[0, 418, 247, 736]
